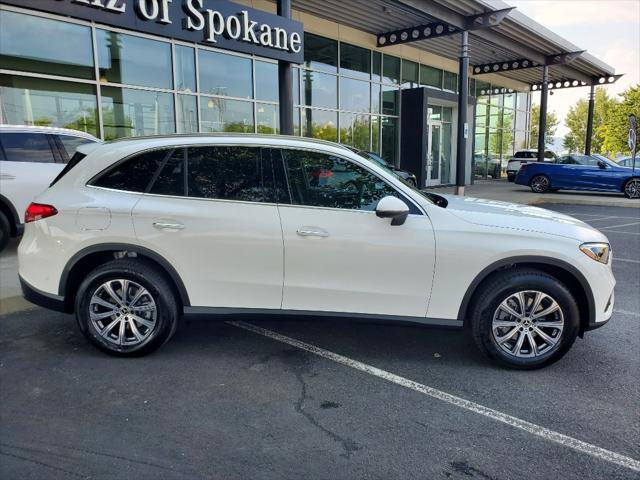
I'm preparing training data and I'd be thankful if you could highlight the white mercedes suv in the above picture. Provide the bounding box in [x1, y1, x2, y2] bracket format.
[18, 135, 615, 368]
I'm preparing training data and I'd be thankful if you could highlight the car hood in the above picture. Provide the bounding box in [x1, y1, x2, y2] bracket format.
[438, 194, 608, 242]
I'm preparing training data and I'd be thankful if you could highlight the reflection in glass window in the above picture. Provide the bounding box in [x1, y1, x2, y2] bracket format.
[301, 108, 337, 141]
[0, 75, 98, 137]
[381, 117, 397, 165]
[340, 43, 371, 80]
[199, 50, 252, 99]
[420, 65, 442, 89]
[175, 45, 196, 93]
[372, 52, 382, 82]
[401, 60, 419, 88]
[176, 95, 198, 133]
[443, 71, 457, 92]
[381, 85, 398, 115]
[96, 30, 172, 89]
[382, 55, 400, 84]
[371, 116, 380, 153]
[255, 61, 279, 102]
[187, 146, 274, 202]
[149, 149, 186, 197]
[442, 107, 453, 123]
[371, 83, 381, 114]
[57, 135, 95, 158]
[0, 10, 94, 80]
[200, 97, 254, 133]
[93, 149, 169, 192]
[304, 33, 338, 72]
[429, 105, 442, 121]
[441, 123, 452, 184]
[283, 150, 398, 211]
[101, 87, 175, 139]
[301, 70, 337, 109]
[257, 103, 279, 134]
[340, 113, 370, 151]
[340, 77, 370, 113]
[293, 68, 300, 105]
[0, 133, 54, 163]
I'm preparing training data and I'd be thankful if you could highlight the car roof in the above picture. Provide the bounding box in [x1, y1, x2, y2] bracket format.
[0, 124, 99, 141]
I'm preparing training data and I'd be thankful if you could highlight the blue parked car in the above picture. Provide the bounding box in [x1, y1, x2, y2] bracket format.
[514, 154, 640, 199]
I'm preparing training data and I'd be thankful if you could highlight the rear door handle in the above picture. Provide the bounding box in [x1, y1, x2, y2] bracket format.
[297, 226, 329, 238]
[153, 221, 185, 230]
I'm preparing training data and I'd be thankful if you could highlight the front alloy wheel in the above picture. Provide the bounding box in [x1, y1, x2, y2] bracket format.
[530, 175, 550, 193]
[492, 291, 564, 358]
[624, 179, 640, 199]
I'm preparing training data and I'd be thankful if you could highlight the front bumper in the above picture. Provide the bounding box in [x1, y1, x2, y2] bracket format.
[20, 276, 67, 313]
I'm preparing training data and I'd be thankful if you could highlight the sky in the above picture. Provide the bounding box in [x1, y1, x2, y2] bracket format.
[507, 0, 640, 137]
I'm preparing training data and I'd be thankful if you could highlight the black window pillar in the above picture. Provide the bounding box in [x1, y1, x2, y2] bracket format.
[455, 30, 469, 195]
[537, 65, 549, 162]
[277, 0, 294, 135]
[585, 83, 595, 155]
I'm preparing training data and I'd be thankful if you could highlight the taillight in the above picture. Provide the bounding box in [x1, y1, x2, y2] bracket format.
[25, 203, 58, 223]
[519, 164, 528, 172]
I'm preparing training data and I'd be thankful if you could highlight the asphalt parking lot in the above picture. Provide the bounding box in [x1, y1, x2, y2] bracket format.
[1, 203, 638, 480]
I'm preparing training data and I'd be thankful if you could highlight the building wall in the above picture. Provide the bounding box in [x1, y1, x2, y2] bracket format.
[0, 2, 530, 182]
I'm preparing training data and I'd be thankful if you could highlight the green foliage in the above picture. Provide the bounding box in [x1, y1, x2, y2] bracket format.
[489, 111, 513, 156]
[563, 88, 614, 153]
[599, 85, 640, 155]
[529, 104, 558, 148]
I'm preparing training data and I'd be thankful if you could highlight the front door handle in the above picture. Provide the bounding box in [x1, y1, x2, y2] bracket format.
[153, 221, 185, 231]
[296, 226, 329, 238]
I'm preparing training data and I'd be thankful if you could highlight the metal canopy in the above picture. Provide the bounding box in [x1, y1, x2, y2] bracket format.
[287, 0, 617, 89]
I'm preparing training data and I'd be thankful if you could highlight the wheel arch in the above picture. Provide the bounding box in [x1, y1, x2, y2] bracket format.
[458, 256, 594, 335]
[0, 193, 21, 237]
[60, 243, 190, 313]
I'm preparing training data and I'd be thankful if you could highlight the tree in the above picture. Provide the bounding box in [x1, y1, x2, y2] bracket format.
[599, 85, 640, 156]
[529, 104, 559, 148]
[563, 87, 615, 153]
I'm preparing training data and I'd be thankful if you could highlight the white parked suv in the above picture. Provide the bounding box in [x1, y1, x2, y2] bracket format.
[18, 134, 615, 368]
[506, 149, 558, 182]
[0, 125, 99, 251]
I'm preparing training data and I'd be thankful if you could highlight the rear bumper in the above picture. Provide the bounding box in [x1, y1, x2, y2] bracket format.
[20, 276, 67, 313]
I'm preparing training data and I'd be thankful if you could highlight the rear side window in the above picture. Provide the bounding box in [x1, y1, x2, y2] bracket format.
[186, 146, 274, 203]
[56, 134, 95, 160]
[148, 149, 186, 196]
[0, 132, 55, 163]
[92, 149, 171, 192]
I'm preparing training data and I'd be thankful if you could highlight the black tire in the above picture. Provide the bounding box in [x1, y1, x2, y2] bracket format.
[469, 268, 579, 369]
[622, 178, 640, 199]
[406, 178, 417, 187]
[507, 173, 515, 182]
[530, 174, 551, 193]
[0, 210, 10, 254]
[75, 259, 179, 356]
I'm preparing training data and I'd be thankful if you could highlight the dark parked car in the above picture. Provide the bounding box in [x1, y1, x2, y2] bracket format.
[515, 154, 640, 198]
[346, 147, 417, 186]
[615, 156, 638, 169]
[473, 154, 501, 179]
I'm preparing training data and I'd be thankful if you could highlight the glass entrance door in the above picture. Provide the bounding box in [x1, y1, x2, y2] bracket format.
[427, 122, 442, 186]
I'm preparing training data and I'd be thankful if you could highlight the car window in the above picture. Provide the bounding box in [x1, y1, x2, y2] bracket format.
[0, 132, 55, 163]
[282, 149, 401, 211]
[573, 155, 600, 166]
[264, 148, 291, 204]
[558, 155, 578, 165]
[91, 149, 170, 192]
[56, 135, 95, 161]
[148, 149, 186, 196]
[186, 146, 275, 203]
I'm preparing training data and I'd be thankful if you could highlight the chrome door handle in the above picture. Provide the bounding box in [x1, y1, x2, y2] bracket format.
[152, 222, 185, 230]
[297, 227, 329, 238]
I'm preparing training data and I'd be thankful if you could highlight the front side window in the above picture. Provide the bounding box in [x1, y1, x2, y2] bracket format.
[186, 146, 274, 203]
[0, 133, 54, 163]
[282, 150, 399, 211]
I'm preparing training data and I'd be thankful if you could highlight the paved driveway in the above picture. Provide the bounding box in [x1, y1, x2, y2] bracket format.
[1, 204, 638, 479]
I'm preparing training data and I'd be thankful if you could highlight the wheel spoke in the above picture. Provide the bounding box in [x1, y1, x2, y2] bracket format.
[128, 287, 146, 307]
[530, 292, 545, 317]
[513, 330, 526, 355]
[121, 279, 129, 304]
[493, 319, 519, 328]
[100, 318, 120, 338]
[496, 326, 520, 345]
[91, 297, 119, 310]
[499, 301, 522, 320]
[90, 310, 117, 321]
[536, 320, 563, 329]
[117, 318, 126, 345]
[533, 326, 559, 346]
[128, 318, 144, 342]
[131, 314, 155, 329]
[526, 331, 538, 355]
[130, 304, 155, 312]
[516, 291, 527, 316]
[531, 301, 560, 320]
[103, 282, 122, 305]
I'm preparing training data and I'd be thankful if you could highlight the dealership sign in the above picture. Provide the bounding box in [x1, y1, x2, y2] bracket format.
[1, 0, 304, 63]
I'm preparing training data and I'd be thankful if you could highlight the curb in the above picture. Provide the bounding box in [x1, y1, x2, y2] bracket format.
[0, 296, 38, 316]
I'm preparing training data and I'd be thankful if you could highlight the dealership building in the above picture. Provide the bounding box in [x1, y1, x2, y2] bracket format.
[0, 0, 619, 188]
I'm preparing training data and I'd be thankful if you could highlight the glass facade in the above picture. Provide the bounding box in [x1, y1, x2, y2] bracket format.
[0, 6, 530, 175]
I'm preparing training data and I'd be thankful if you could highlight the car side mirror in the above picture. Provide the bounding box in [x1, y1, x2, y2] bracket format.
[376, 196, 410, 226]
[597, 160, 607, 169]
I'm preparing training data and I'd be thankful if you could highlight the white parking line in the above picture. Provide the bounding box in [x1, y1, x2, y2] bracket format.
[614, 309, 640, 317]
[613, 257, 640, 264]
[600, 222, 640, 230]
[229, 320, 640, 473]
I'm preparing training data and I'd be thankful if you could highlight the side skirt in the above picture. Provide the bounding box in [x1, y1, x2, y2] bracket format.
[183, 307, 463, 328]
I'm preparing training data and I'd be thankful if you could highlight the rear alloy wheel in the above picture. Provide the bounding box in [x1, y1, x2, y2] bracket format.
[76, 259, 178, 356]
[623, 178, 640, 199]
[530, 175, 550, 193]
[470, 269, 579, 369]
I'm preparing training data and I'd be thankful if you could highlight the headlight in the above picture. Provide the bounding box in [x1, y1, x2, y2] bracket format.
[580, 242, 610, 264]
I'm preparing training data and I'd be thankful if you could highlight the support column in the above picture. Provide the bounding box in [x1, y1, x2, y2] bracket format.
[585, 83, 595, 155]
[537, 65, 549, 162]
[277, 0, 294, 135]
[455, 31, 469, 196]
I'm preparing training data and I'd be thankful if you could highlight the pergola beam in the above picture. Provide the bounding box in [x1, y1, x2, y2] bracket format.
[530, 74, 623, 91]
[472, 50, 583, 76]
